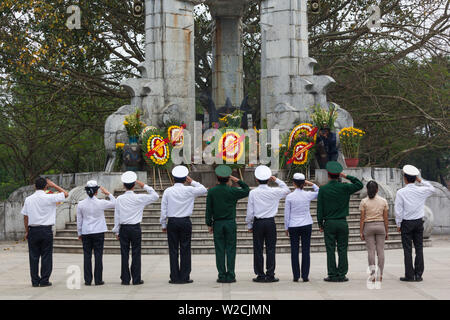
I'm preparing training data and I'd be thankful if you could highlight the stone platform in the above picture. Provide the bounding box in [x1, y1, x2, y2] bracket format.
[1, 236, 449, 300]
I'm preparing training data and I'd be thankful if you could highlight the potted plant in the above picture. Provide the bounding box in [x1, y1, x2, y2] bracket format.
[338, 127, 366, 167]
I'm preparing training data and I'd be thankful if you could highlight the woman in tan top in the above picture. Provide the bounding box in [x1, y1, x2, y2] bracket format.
[360, 181, 389, 282]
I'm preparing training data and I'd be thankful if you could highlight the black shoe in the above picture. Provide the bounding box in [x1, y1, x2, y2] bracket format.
[293, 278, 299, 282]
[265, 277, 279, 283]
[302, 278, 309, 282]
[32, 284, 39, 288]
[133, 280, 144, 285]
[95, 281, 105, 286]
[227, 278, 236, 283]
[85, 282, 91, 286]
[415, 276, 423, 282]
[253, 277, 266, 283]
[39, 282, 52, 287]
[169, 280, 183, 284]
[217, 278, 227, 283]
[121, 282, 130, 285]
[323, 277, 338, 282]
[400, 277, 415, 282]
[184, 279, 194, 284]
[337, 277, 349, 282]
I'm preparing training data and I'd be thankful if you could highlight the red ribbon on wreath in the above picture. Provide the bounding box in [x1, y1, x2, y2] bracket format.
[286, 127, 318, 165]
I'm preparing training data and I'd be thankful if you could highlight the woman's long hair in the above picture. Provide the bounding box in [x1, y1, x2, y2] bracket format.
[366, 181, 378, 199]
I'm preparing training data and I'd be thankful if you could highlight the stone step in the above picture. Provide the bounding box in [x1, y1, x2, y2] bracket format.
[63, 222, 398, 232]
[54, 232, 404, 247]
[101, 216, 381, 225]
[57, 226, 401, 238]
[54, 239, 430, 255]
[102, 201, 363, 211]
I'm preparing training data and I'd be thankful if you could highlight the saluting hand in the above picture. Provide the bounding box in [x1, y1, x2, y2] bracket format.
[100, 186, 110, 196]
[305, 180, 314, 186]
[186, 176, 193, 184]
[229, 176, 239, 183]
[136, 180, 145, 188]
[269, 176, 277, 182]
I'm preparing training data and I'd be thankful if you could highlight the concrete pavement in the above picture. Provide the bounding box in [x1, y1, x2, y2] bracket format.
[0, 236, 449, 300]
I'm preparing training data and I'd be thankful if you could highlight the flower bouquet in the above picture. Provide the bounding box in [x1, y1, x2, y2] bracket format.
[309, 105, 338, 130]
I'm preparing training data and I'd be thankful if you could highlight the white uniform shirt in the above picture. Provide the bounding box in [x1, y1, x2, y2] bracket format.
[395, 180, 435, 227]
[284, 184, 320, 230]
[21, 190, 66, 226]
[112, 185, 159, 235]
[246, 179, 290, 229]
[160, 181, 208, 229]
[76, 194, 116, 236]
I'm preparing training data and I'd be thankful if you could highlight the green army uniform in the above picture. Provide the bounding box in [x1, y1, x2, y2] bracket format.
[205, 166, 250, 282]
[317, 162, 363, 281]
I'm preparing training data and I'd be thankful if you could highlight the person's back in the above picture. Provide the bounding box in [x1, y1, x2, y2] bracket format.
[318, 176, 363, 221]
[317, 162, 363, 282]
[395, 180, 435, 223]
[206, 181, 249, 223]
[395, 165, 435, 282]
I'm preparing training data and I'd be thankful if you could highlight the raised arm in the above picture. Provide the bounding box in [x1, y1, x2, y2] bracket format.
[46, 179, 69, 198]
[136, 180, 159, 205]
[271, 177, 290, 199]
[230, 177, 250, 200]
[99, 187, 116, 210]
[341, 174, 363, 194]
[188, 177, 208, 197]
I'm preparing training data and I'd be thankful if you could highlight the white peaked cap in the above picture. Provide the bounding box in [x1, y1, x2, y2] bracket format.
[255, 165, 272, 180]
[293, 173, 306, 181]
[86, 180, 98, 188]
[172, 166, 189, 178]
[121, 171, 137, 184]
[403, 165, 420, 176]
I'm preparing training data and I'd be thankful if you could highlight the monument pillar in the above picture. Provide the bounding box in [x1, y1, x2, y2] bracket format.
[141, 0, 197, 131]
[260, 0, 349, 135]
[206, 0, 250, 107]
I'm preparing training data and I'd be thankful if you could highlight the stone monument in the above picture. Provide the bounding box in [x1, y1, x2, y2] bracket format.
[104, 0, 354, 170]
[260, 0, 353, 135]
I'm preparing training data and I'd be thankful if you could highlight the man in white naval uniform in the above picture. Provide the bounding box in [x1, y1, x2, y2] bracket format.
[395, 165, 435, 282]
[21, 177, 69, 287]
[113, 171, 159, 285]
[160, 166, 207, 284]
[246, 165, 290, 283]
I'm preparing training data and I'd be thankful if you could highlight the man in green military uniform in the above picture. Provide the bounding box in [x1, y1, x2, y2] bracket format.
[317, 161, 363, 282]
[206, 165, 250, 283]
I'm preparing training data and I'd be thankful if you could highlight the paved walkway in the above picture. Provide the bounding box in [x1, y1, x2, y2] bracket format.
[0, 236, 449, 300]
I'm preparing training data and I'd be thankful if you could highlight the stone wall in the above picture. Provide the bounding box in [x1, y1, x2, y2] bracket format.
[0, 172, 147, 241]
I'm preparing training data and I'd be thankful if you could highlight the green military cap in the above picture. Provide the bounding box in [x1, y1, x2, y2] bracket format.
[215, 165, 232, 177]
[326, 161, 343, 174]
